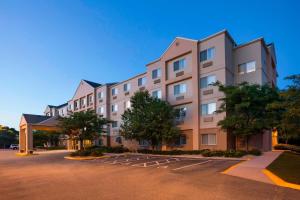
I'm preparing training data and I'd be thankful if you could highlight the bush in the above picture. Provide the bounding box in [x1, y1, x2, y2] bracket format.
[248, 149, 262, 156]
[70, 148, 103, 157]
[137, 149, 259, 158]
[274, 144, 300, 153]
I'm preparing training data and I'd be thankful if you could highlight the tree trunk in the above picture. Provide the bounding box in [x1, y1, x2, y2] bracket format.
[79, 139, 84, 150]
[246, 136, 249, 151]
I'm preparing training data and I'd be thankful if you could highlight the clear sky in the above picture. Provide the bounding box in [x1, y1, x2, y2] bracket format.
[0, 0, 299, 129]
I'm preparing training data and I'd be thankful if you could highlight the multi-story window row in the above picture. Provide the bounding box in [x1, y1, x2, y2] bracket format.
[45, 30, 277, 152]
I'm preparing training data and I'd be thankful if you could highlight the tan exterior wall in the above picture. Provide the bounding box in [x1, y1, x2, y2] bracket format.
[45, 30, 277, 151]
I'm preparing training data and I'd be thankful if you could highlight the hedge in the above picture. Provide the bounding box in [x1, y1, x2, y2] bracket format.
[274, 144, 300, 153]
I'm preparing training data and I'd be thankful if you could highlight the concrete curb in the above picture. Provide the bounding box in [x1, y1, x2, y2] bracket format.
[116, 152, 248, 161]
[64, 155, 110, 161]
[262, 169, 300, 190]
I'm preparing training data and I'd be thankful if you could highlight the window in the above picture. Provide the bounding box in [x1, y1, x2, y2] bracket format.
[68, 104, 72, 110]
[173, 58, 186, 71]
[98, 106, 104, 114]
[175, 135, 187, 146]
[74, 101, 78, 110]
[125, 100, 131, 109]
[139, 139, 149, 146]
[238, 61, 256, 74]
[98, 91, 104, 99]
[112, 88, 118, 96]
[200, 75, 216, 89]
[112, 104, 118, 112]
[138, 77, 146, 86]
[152, 68, 161, 79]
[87, 94, 93, 106]
[152, 90, 162, 99]
[200, 47, 215, 62]
[201, 103, 216, 115]
[80, 98, 85, 108]
[112, 121, 118, 128]
[175, 107, 187, 121]
[174, 83, 187, 96]
[123, 83, 131, 92]
[115, 136, 122, 144]
[201, 134, 216, 145]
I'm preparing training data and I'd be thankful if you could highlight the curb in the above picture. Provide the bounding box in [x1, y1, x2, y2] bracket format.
[16, 153, 39, 157]
[221, 160, 246, 174]
[123, 152, 248, 161]
[64, 155, 110, 161]
[262, 169, 300, 190]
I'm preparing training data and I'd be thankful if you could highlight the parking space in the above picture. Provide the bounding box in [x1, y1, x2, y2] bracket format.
[87, 154, 240, 172]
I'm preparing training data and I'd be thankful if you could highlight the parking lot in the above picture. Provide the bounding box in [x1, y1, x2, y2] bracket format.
[1, 150, 299, 200]
[87, 154, 239, 172]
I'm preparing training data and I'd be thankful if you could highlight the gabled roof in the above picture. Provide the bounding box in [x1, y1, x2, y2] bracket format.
[23, 114, 52, 124]
[56, 103, 68, 109]
[83, 80, 102, 88]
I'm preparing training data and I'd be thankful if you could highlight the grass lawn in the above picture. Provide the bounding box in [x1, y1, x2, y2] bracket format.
[267, 151, 300, 184]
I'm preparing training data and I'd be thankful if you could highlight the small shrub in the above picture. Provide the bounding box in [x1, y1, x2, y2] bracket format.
[248, 149, 262, 156]
[274, 144, 300, 153]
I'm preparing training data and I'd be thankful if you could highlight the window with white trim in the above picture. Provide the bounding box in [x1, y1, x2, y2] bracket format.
[112, 121, 118, 128]
[125, 100, 131, 109]
[152, 90, 162, 99]
[200, 75, 216, 89]
[174, 83, 187, 96]
[201, 134, 216, 145]
[98, 91, 104, 99]
[123, 83, 131, 92]
[238, 61, 256, 74]
[173, 58, 186, 71]
[200, 47, 215, 62]
[152, 68, 161, 79]
[98, 106, 104, 114]
[112, 88, 118, 96]
[138, 77, 146, 86]
[112, 104, 118, 112]
[201, 103, 216, 115]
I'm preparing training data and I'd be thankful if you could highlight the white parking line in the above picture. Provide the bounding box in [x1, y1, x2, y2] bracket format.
[172, 160, 210, 171]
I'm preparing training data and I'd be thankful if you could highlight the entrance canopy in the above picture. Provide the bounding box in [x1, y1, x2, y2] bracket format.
[19, 114, 61, 154]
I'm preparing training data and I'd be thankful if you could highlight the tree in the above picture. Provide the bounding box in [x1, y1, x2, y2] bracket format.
[276, 74, 300, 144]
[120, 91, 180, 149]
[0, 125, 18, 148]
[58, 110, 110, 150]
[215, 82, 280, 150]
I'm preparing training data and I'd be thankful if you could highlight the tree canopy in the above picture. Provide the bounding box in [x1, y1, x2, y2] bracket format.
[0, 125, 19, 148]
[215, 82, 280, 150]
[120, 91, 180, 149]
[58, 110, 110, 149]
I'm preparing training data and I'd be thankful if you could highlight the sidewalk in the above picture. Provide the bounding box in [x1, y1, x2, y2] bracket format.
[224, 151, 283, 184]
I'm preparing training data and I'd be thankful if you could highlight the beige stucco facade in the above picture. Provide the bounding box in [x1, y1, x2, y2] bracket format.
[39, 30, 277, 151]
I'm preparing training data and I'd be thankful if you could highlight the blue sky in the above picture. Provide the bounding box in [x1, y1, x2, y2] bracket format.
[0, 0, 299, 129]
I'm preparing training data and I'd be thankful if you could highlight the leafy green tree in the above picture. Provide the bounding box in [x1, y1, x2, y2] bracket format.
[276, 75, 300, 144]
[58, 110, 110, 149]
[0, 125, 18, 148]
[215, 82, 280, 150]
[120, 91, 180, 149]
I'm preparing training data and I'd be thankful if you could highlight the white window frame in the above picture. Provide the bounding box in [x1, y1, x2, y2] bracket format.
[152, 90, 162, 99]
[98, 91, 104, 99]
[201, 134, 217, 145]
[201, 102, 216, 116]
[112, 104, 118, 112]
[174, 83, 187, 96]
[138, 77, 146, 86]
[112, 88, 118, 96]
[238, 61, 256, 74]
[200, 75, 216, 89]
[152, 68, 161, 79]
[123, 83, 131, 92]
[200, 47, 215, 62]
[125, 100, 131, 109]
[98, 106, 104, 114]
[173, 58, 186, 72]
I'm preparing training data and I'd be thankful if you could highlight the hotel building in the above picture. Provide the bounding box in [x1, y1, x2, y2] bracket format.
[44, 30, 277, 151]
